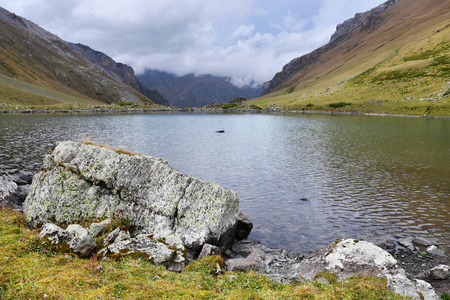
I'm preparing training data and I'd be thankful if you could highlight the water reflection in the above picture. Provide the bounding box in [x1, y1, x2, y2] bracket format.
[0, 112, 448, 253]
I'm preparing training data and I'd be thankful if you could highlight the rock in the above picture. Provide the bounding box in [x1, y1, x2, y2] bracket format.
[7, 170, 34, 185]
[105, 234, 177, 265]
[104, 228, 121, 246]
[153, 230, 187, 271]
[226, 247, 263, 272]
[114, 230, 131, 243]
[398, 239, 415, 251]
[386, 274, 439, 300]
[88, 219, 111, 237]
[290, 239, 401, 283]
[420, 264, 450, 281]
[198, 244, 221, 259]
[24, 141, 246, 254]
[0, 174, 19, 208]
[16, 185, 31, 203]
[39, 223, 96, 257]
[235, 211, 253, 240]
[65, 224, 97, 258]
[428, 264, 450, 280]
[426, 245, 446, 257]
[39, 223, 73, 250]
[413, 237, 437, 247]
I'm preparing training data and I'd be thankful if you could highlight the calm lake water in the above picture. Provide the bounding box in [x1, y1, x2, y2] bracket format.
[0, 112, 449, 253]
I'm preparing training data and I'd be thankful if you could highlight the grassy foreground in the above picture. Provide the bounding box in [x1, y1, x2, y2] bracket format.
[0, 209, 408, 299]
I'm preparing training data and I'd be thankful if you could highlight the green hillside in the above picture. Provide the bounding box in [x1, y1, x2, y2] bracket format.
[251, 0, 450, 117]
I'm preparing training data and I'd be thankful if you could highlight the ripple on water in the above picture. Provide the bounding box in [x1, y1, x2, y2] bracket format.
[0, 113, 449, 253]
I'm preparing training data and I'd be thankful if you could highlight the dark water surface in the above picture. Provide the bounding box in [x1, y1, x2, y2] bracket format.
[1, 112, 449, 253]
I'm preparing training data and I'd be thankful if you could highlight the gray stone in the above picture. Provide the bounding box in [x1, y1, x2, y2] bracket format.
[198, 244, 221, 259]
[153, 230, 187, 271]
[24, 141, 244, 253]
[413, 237, 437, 247]
[39, 223, 72, 247]
[114, 230, 130, 243]
[429, 264, 450, 280]
[106, 234, 176, 265]
[398, 239, 414, 251]
[7, 170, 34, 185]
[66, 224, 97, 258]
[235, 211, 253, 240]
[39, 223, 95, 257]
[0, 174, 19, 208]
[290, 239, 401, 283]
[104, 228, 121, 246]
[16, 185, 31, 203]
[226, 247, 264, 272]
[426, 245, 446, 257]
[88, 219, 110, 238]
[386, 274, 439, 300]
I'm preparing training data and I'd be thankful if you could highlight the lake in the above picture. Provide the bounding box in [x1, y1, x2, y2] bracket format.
[0, 112, 449, 253]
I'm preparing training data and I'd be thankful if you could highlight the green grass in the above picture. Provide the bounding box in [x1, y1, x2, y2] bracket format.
[0, 209, 409, 299]
[0, 74, 102, 106]
[221, 103, 239, 109]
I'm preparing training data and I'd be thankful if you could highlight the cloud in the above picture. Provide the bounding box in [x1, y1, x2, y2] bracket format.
[0, 0, 385, 86]
[232, 25, 256, 39]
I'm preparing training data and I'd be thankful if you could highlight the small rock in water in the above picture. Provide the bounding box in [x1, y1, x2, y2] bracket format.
[413, 237, 437, 247]
[426, 245, 446, 257]
[398, 239, 415, 251]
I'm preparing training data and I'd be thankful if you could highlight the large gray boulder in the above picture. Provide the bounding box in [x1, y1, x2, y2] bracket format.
[24, 141, 246, 253]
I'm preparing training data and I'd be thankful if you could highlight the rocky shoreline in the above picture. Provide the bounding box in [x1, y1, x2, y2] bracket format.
[1, 105, 449, 119]
[1, 142, 449, 299]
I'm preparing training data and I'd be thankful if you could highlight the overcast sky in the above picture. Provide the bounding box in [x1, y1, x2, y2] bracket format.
[0, 0, 384, 86]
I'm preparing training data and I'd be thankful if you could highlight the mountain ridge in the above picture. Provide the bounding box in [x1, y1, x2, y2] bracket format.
[0, 7, 164, 106]
[262, 0, 401, 95]
[137, 69, 262, 108]
[254, 0, 449, 116]
[68, 43, 168, 106]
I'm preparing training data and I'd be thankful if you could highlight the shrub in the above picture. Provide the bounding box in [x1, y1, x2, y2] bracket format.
[285, 86, 296, 93]
[329, 102, 351, 108]
[221, 103, 238, 109]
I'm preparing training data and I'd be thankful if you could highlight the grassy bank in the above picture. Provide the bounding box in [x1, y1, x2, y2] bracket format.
[0, 209, 408, 299]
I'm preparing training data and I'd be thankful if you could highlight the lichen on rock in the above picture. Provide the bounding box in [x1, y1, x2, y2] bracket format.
[24, 141, 249, 255]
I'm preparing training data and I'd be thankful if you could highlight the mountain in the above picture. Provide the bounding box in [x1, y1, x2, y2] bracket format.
[0, 7, 166, 107]
[255, 0, 449, 116]
[67, 43, 168, 106]
[137, 69, 262, 108]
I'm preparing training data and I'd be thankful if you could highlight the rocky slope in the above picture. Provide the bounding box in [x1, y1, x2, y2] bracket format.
[138, 69, 262, 108]
[0, 7, 160, 106]
[262, 0, 400, 95]
[256, 0, 449, 116]
[68, 43, 168, 106]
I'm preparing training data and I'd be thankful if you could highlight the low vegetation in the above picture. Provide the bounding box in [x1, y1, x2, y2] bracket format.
[81, 139, 141, 156]
[0, 209, 409, 299]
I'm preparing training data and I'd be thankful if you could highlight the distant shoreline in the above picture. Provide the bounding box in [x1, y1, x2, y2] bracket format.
[1, 106, 449, 119]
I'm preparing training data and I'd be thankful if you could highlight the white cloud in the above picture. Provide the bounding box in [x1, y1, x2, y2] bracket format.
[0, 0, 385, 86]
[232, 25, 256, 39]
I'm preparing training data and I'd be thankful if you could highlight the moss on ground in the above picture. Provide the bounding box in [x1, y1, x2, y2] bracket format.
[0, 209, 409, 299]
